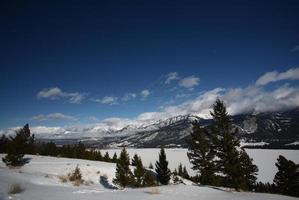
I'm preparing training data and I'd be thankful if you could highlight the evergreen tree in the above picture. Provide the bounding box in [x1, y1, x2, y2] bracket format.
[173, 168, 178, 176]
[112, 152, 118, 162]
[95, 150, 103, 161]
[239, 149, 258, 190]
[2, 124, 35, 166]
[74, 142, 86, 159]
[155, 147, 171, 185]
[0, 135, 8, 153]
[104, 151, 110, 162]
[273, 155, 299, 197]
[187, 124, 215, 185]
[210, 99, 243, 190]
[182, 166, 190, 179]
[131, 154, 139, 166]
[133, 156, 145, 187]
[178, 163, 183, 176]
[113, 147, 133, 187]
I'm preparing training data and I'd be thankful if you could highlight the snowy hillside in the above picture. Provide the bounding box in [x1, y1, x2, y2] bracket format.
[0, 154, 298, 200]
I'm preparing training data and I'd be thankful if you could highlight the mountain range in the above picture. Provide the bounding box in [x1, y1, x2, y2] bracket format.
[16, 108, 297, 148]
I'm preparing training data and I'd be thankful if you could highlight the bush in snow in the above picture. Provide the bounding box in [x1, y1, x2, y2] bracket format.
[8, 183, 24, 194]
[68, 165, 84, 186]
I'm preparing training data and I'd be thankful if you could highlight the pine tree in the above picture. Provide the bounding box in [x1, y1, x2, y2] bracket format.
[104, 152, 110, 162]
[173, 168, 178, 175]
[113, 147, 133, 187]
[0, 135, 8, 153]
[182, 166, 190, 179]
[239, 149, 258, 190]
[112, 152, 118, 162]
[187, 124, 215, 185]
[155, 147, 171, 185]
[210, 99, 243, 190]
[273, 155, 299, 197]
[133, 156, 145, 187]
[131, 154, 139, 166]
[95, 151, 103, 161]
[2, 124, 35, 166]
[178, 163, 183, 176]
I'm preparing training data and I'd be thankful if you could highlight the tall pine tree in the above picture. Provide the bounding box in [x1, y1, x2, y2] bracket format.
[210, 99, 257, 190]
[274, 155, 299, 197]
[155, 147, 171, 185]
[113, 147, 133, 187]
[239, 149, 258, 190]
[133, 155, 145, 187]
[187, 123, 216, 185]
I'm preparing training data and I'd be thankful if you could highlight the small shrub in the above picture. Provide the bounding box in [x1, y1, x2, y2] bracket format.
[68, 165, 84, 186]
[8, 183, 23, 194]
[69, 165, 82, 182]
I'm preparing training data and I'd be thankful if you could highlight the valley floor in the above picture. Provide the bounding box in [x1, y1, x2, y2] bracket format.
[0, 154, 298, 200]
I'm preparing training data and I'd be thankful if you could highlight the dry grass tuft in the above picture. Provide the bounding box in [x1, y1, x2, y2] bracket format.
[148, 187, 160, 195]
[72, 179, 84, 186]
[58, 175, 68, 183]
[8, 183, 23, 194]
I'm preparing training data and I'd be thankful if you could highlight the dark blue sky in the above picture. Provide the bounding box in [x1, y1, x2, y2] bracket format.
[1, 0, 299, 128]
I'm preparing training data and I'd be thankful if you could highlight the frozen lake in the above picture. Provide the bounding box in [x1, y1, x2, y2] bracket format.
[100, 148, 299, 183]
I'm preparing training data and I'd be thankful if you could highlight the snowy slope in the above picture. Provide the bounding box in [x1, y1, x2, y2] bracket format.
[1, 154, 298, 200]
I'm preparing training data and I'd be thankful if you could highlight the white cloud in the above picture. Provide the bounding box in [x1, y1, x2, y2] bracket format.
[179, 76, 200, 89]
[31, 113, 77, 121]
[37, 87, 86, 104]
[140, 89, 150, 99]
[165, 72, 180, 84]
[122, 93, 137, 101]
[256, 68, 299, 86]
[37, 87, 63, 100]
[94, 96, 118, 105]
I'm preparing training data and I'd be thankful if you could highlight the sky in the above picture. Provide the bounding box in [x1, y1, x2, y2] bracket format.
[0, 0, 299, 130]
